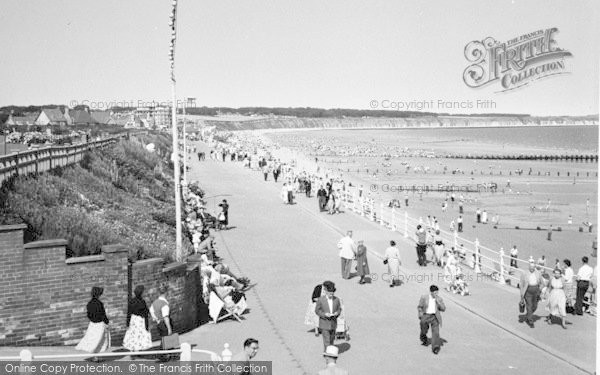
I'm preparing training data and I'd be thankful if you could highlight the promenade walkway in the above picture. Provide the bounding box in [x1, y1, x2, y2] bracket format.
[183, 142, 596, 374]
[1, 143, 595, 375]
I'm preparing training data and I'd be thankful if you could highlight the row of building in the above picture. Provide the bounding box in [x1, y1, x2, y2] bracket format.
[3, 106, 173, 129]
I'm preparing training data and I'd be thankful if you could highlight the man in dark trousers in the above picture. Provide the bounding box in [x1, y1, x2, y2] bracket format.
[519, 261, 545, 327]
[305, 179, 312, 198]
[575, 256, 594, 315]
[417, 285, 446, 354]
[317, 186, 328, 212]
[150, 284, 173, 361]
[315, 281, 341, 350]
[218, 199, 229, 230]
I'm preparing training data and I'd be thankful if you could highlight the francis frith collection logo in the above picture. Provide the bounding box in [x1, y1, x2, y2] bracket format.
[463, 28, 572, 91]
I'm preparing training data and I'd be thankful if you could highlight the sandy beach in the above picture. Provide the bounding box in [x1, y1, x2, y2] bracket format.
[264, 127, 598, 269]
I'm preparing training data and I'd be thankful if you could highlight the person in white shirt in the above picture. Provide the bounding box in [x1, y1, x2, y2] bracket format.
[318, 346, 349, 375]
[338, 231, 357, 279]
[417, 285, 446, 354]
[575, 256, 594, 315]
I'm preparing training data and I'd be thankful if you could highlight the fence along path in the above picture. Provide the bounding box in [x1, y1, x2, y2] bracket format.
[0, 134, 127, 185]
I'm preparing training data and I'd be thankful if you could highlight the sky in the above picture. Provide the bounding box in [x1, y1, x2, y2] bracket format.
[0, 0, 598, 116]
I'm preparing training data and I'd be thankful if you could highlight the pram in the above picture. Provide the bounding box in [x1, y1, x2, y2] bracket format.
[335, 299, 350, 340]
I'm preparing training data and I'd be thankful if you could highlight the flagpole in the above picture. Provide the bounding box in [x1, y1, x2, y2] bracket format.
[169, 0, 182, 261]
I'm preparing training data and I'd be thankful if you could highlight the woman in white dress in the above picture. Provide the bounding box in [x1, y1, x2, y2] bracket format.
[546, 268, 568, 329]
[385, 241, 402, 288]
[444, 250, 458, 290]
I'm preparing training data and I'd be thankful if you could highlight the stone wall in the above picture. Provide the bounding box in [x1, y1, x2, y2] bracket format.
[0, 224, 203, 346]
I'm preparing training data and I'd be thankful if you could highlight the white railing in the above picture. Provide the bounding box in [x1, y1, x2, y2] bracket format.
[0, 343, 231, 362]
[339, 189, 556, 287]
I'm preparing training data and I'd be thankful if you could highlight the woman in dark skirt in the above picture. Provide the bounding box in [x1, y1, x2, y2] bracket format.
[356, 240, 370, 284]
[76, 286, 111, 358]
[123, 285, 152, 352]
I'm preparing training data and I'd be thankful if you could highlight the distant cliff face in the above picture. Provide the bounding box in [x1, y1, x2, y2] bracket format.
[204, 116, 598, 131]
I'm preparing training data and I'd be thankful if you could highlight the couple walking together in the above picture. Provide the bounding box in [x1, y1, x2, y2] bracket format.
[338, 231, 370, 284]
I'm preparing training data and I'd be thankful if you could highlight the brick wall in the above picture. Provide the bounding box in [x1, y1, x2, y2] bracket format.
[0, 225, 203, 347]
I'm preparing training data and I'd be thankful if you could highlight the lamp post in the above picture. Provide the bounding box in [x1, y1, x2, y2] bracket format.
[169, 0, 182, 261]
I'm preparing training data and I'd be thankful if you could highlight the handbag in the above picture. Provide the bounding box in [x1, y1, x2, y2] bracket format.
[383, 259, 388, 265]
[161, 333, 180, 350]
[518, 299, 525, 313]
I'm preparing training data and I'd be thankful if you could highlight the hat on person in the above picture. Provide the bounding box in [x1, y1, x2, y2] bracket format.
[323, 346, 339, 358]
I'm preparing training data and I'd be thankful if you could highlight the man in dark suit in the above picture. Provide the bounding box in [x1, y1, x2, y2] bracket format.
[417, 285, 446, 354]
[315, 281, 341, 350]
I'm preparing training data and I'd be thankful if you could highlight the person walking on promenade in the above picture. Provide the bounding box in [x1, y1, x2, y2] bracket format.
[404, 192, 409, 207]
[418, 285, 446, 355]
[547, 225, 553, 241]
[509, 245, 519, 274]
[318, 346, 349, 375]
[315, 281, 341, 350]
[562, 259, 575, 313]
[458, 200, 463, 214]
[76, 286, 111, 360]
[575, 256, 594, 315]
[287, 181, 295, 205]
[318, 186, 328, 211]
[415, 225, 427, 267]
[262, 164, 270, 181]
[306, 178, 312, 198]
[123, 285, 152, 353]
[338, 231, 357, 279]
[546, 268, 568, 329]
[476, 208, 481, 223]
[218, 199, 229, 230]
[150, 284, 173, 361]
[232, 338, 260, 371]
[457, 215, 463, 232]
[433, 231, 444, 268]
[385, 240, 402, 287]
[355, 240, 370, 284]
[519, 261, 545, 327]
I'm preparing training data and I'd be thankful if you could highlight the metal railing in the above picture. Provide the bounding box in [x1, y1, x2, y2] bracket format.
[0, 342, 232, 362]
[338, 188, 557, 287]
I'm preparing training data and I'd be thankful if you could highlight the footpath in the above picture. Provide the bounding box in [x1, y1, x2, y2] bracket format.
[0, 142, 596, 375]
[183, 143, 596, 375]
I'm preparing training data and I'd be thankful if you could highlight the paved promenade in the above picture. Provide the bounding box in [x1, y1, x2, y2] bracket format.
[0, 143, 596, 375]
[183, 143, 596, 374]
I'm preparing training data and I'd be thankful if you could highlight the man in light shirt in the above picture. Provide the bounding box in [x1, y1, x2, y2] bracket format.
[418, 285, 446, 354]
[338, 231, 357, 279]
[519, 261, 545, 327]
[150, 284, 172, 361]
[575, 256, 594, 315]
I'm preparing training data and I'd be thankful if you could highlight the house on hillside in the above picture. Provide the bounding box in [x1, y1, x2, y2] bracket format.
[70, 109, 94, 126]
[4, 111, 39, 127]
[115, 113, 142, 128]
[90, 110, 116, 125]
[35, 108, 69, 126]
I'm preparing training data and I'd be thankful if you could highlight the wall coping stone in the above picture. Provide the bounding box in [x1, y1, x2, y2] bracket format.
[24, 239, 68, 249]
[0, 224, 28, 233]
[162, 262, 186, 273]
[102, 244, 128, 254]
[132, 258, 164, 267]
[66, 255, 105, 264]
[186, 264, 199, 272]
